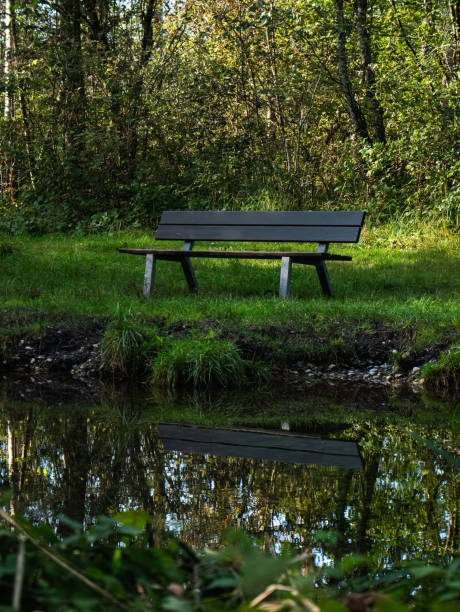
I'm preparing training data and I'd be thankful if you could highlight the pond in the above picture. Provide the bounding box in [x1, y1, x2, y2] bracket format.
[0, 380, 457, 569]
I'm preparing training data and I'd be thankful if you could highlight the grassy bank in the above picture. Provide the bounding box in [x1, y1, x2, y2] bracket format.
[0, 225, 459, 391]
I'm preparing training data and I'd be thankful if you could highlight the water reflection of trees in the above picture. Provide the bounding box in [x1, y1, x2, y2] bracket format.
[0, 399, 457, 568]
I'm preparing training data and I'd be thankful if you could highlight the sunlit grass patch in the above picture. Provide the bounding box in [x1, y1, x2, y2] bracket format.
[0, 227, 458, 350]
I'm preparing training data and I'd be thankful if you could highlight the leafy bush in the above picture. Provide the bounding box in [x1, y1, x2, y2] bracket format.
[0, 506, 458, 611]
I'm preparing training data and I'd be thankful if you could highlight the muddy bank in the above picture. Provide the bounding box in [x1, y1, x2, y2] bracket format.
[1, 318, 456, 399]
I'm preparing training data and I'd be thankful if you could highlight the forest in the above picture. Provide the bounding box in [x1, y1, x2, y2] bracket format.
[0, 0, 459, 233]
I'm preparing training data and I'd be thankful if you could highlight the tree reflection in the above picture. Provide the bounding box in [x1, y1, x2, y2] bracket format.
[0, 393, 457, 571]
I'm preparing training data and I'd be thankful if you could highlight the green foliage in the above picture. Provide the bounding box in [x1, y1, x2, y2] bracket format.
[151, 336, 246, 388]
[372, 559, 460, 611]
[0, 241, 14, 256]
[0, 509, 458, 611]
[422, 348, 460, 394]
[0, 509, 189, 611]
[0, 1, 459, 229]
[409, 431, 460, 471]
[101, 306, 159, 375]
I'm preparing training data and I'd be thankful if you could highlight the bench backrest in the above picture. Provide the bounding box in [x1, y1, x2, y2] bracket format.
[155, 211, 365, 243]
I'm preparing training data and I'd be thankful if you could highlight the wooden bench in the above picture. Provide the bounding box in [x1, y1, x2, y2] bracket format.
[157, 424, 363, 469]
[118, 210, 365, 298]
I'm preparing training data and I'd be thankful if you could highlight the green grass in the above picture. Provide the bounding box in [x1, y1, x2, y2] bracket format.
[422, 347, 460, 394]
[100, 306, 160, 374]
[151, 336, 246, 388]
[0, 225, 458, 347]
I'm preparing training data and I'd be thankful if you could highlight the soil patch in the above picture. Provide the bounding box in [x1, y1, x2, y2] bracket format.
[0, 318, 456, 397]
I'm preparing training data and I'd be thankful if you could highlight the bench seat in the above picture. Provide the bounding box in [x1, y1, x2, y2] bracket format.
[118, 248, 352, 262]
[118, 210, 365, 297]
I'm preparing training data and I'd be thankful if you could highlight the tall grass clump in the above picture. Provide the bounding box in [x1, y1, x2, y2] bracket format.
[422, 347, 460, 395]
[151, 337, 246, 388]
[101, 307, 158, 374]
[0, 240, 14, 256]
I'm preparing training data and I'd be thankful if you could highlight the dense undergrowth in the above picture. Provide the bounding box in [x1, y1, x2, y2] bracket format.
[1, 1, 459, 236]
[0, 505, 458, 611]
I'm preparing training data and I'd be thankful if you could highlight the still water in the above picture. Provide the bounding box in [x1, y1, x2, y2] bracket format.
[0, 381, 458, 568]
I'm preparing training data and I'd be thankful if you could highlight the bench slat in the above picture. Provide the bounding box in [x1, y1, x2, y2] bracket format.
[117, 248, 352, 261]
[160, 439, 362, 468]
[161, 210, 364, 227]
[156, 224, 361, 243]
[158, 424, 362, 468]
[158, 424, 360, 455]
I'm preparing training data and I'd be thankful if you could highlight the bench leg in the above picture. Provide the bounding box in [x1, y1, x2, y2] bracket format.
[315, 260, 333, 297]
[181, 258, 198, 293]
[143, 254, 156, 297]
[279, 257, 292, 298]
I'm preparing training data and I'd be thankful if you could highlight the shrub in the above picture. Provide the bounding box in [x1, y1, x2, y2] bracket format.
[0, 508, 459, 611]
[151, 337, 246, 388]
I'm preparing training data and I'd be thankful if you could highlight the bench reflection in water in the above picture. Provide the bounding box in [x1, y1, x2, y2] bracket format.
[157, 424, 362, 470]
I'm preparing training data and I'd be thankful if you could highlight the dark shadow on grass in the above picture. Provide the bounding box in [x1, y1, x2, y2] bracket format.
[150, 250, 459, 300]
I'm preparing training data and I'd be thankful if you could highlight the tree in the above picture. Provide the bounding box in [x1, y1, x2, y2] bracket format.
[334, 0, 370, 141]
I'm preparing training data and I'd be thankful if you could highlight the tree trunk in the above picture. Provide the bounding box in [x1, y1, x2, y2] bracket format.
[354, 0, 386, 143]
[6, 412, 32, 517]
[59, 0, 86, 189]
[121, 0, 160, 185]
[334, 470, 354, 560]
[59, 415, 89, 537]
[356, 453, 380, 554]
[85, 0, 109, 47]
[449, 1, 460, 72]
[3, 0, 15, 120]
[334, 0, 370, 141]
[2, 0, 17, 200]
